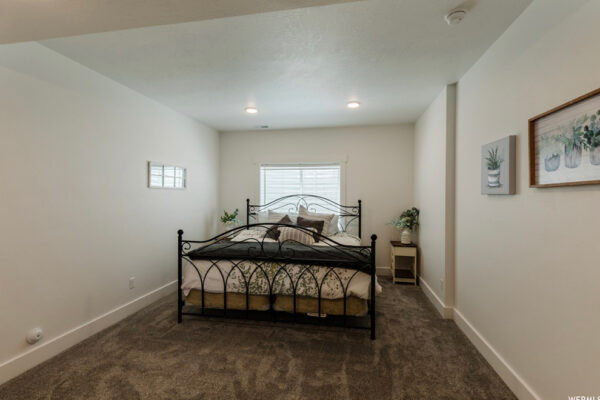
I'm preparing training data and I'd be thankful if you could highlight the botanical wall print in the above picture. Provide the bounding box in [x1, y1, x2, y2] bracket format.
[529, 88, 600, 188]
[481, 135, 516, 195]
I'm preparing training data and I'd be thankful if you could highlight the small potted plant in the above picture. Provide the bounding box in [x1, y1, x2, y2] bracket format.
[484, 146, 503, 188]
[389, 207, 419, 245]
[539, 134, 562, 172]
[220, 209, 239, 230]
[583, 110, 600, 165]
[558, 114, 587, 169]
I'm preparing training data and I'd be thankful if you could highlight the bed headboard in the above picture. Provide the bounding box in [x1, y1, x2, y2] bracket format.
[246, 194, 362, 238]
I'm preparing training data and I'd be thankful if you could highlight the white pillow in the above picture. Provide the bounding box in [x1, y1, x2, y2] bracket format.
[231, 229, 276, 242]
[267, 210, 298, 224]
[298, 205, 336, 236]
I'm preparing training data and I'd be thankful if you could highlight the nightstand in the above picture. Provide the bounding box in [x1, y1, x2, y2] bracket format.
[390, 241, 418, 285]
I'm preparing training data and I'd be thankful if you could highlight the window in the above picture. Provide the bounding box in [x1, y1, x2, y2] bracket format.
[260, 164, 341, 206]
[148, 162, 186, 189]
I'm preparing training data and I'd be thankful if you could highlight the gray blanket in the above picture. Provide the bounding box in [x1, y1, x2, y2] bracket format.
[187, 240, 371, 270]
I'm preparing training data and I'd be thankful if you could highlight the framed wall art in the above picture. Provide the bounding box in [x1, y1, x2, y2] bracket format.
[529, 88, 600, 188]
[482, 135, 516, 195]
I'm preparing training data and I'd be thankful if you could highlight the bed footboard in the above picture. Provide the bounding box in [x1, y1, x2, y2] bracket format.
[177, 226, 378, 340]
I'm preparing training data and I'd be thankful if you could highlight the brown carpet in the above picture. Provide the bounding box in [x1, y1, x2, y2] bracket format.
[0, 277, 516, 399]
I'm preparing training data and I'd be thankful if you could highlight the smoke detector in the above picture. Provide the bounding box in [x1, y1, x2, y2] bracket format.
[445, 9, 467, 25]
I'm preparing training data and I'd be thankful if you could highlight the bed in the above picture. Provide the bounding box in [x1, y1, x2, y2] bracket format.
[177, 195, 380, 339]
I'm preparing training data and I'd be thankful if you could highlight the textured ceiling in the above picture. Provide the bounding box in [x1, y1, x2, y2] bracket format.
[0, 0, 359, 44]
[41, 0, 532, 131]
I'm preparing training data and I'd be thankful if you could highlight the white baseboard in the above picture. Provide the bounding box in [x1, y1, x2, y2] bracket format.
[0, 280, 177, 385]
[419, 277, 453, 319]
[453, 309, 540, 400]
[376, 265, 391, 276]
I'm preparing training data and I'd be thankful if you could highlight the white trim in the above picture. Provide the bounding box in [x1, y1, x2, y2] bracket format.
[453, 309, 540, 400]
[0, 280, 177, 385]
[376, 266, 391, 276]
[419, 276, 453, 319]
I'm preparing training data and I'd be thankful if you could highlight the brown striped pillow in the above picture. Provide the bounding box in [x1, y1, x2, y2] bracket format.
[264, 215, 292, 240]
[278, 227, 316, 245]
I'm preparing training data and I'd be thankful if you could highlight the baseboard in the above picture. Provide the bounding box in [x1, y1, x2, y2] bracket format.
[0, 280, 177, 385]
[376, 265, 391, 276]
[453, 309, 540, 400]
[419, 277, 453, 319]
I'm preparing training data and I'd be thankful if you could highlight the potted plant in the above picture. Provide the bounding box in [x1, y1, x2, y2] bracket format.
[484, 146, 503, 188]
[389, 207, 419, 245]
[583, 110, 600, 165]
[558, 114, 587, 168]
[220, 209, 239, 230]
[539, 134, 562, 172]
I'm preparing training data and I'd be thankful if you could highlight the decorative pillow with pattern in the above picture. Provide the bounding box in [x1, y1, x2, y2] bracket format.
[278, 226, 316, 245]
[264, 215, 293, 240]
[296, 216, 325, 242]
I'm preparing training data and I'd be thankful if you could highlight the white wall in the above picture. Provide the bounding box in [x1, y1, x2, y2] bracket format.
[0, 43, 219, 383]
[414, 85, 456, 313]
[219, 125, 414, 266]
[454, 0, 600, 398]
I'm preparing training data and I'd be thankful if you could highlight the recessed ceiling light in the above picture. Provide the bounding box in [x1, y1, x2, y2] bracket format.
[245, 107, 258, 114]
[347, 101, 361, 109]
[445, 9, 467, 25]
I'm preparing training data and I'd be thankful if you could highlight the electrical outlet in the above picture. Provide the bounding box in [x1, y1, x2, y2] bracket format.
[129, 276, 135, 289]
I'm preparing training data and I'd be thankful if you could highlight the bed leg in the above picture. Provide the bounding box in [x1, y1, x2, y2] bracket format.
[178, 229, 184, 324]
[370, 234, 377, 340]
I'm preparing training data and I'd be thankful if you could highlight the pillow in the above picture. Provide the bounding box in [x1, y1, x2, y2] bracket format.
[298, 205, 335, 236]
[278, 226, 316, 245]
[232, 229, 276, 243]
[297, 216, 325, 242]
[264, 215, 292, 240]
[267, 210, 298, 224]
[328, 214, 340, 235]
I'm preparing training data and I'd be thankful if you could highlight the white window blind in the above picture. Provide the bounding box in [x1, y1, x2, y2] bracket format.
[260, 164, 341, 206]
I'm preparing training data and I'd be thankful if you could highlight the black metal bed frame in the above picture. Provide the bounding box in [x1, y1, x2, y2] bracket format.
[177, 195, 377, 339]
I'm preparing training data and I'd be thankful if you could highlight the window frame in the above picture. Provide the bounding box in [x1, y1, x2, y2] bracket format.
[148, 161, 187, 190]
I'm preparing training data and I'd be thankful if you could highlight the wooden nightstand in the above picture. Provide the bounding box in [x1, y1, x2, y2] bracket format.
[390, 241, 418, 285]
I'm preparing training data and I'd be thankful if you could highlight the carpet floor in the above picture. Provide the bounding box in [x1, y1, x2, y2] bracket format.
[0, 277, 516, 399]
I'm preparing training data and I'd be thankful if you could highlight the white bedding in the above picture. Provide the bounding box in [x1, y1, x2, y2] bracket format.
[181, 229, 381, 300]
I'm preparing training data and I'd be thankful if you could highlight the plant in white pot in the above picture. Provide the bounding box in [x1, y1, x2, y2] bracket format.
[220, 209, 239, 231]
[389, 207, 419, 245]
[484, 146, 503, 188]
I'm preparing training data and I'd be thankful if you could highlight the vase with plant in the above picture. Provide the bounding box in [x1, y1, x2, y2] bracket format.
[220, 209, 239, 230]
[389, 207, 419, 245]
[539, 134, 562, 172]
[484, 146, 503, 187]
[559, 114, 587, 168]
[583, 110, 600, 165]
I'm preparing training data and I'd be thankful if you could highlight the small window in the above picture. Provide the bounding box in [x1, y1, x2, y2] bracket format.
[148, 162, 186, 189]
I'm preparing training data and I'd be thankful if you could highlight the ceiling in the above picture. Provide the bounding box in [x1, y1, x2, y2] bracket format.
[0, 0, 359, 44]
[39, 0, 532, 131]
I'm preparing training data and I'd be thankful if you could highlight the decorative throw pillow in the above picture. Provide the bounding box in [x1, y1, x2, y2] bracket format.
[264, 215, 292, 240]
[298, 205, 335, 236]
[267, 210, 298, 224]
[297, 216, 325, 242]
[278, 226, 316, 245]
